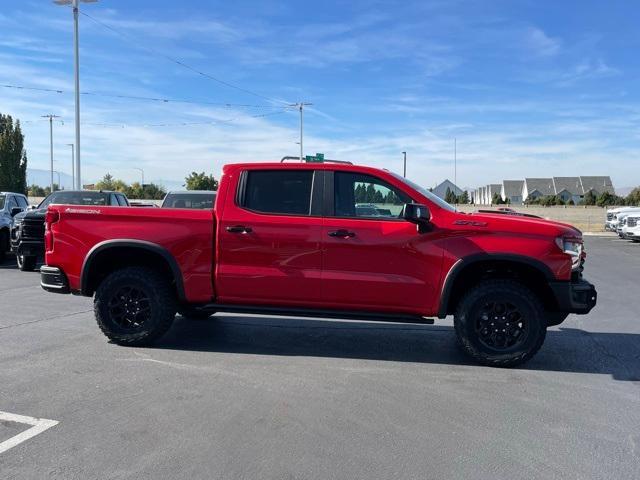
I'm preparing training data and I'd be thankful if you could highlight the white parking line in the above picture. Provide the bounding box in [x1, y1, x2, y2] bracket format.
[0, 411, 59, 454]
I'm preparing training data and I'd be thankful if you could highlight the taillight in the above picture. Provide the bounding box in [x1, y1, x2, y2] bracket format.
[45, 210, 60, 226]
[44, 209, 60, 252]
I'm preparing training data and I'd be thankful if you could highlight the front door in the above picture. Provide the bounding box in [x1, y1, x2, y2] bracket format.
[216, 168, 324, 307]
[321, 171, 440, 314]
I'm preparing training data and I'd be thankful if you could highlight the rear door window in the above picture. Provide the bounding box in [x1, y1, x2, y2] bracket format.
[242, 170, 313, 216]
[16, 196, 28, 208]
[116, 194, 128, 206]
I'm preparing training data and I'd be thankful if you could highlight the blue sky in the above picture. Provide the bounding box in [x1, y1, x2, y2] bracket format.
[1, 0, 638, 190]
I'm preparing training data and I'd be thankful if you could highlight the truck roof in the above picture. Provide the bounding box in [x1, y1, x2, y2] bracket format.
[222, 162, 390, 177]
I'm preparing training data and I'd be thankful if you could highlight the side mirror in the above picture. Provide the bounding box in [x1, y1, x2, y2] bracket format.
[403, 203, 430, 224]
[27, 205, 37, 211]
[10, 207, 24, 217]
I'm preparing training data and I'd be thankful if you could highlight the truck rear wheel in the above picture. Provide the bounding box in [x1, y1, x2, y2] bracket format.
[454, 279, 546, 367]
[94, 266, 177, 346]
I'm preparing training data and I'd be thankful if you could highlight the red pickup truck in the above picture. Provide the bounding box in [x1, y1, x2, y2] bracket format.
[40, 161, 596, 367]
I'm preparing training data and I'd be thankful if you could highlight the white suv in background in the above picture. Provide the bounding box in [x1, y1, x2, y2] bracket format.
[622, 213, 640, 242]
[609, 208, 640, 232]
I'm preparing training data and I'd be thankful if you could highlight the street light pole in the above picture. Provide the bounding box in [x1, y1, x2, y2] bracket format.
[42, 114, 60, 192]
[67, 144, 75, 187]
[402, 151, 407, 178]
[133, 168, 144, 185]
[290, 102, 312, 161]
[54, 0, 98, 190]
[73, 0, 81, 189]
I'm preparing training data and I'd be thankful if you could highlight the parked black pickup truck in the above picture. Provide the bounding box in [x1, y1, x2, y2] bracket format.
[11, 190, 129, 271]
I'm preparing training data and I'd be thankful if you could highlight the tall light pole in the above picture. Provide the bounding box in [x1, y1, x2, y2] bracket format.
[454, 138, 457, 204]
[402, 151, 407, 178]
[42, 114, 60, 192]
[67, 143, 75, 188]
[133, 167, 144, 185]
[54, 0, 97, 190]
[52, 170, 62, 190]
[290, 102, 312, 161]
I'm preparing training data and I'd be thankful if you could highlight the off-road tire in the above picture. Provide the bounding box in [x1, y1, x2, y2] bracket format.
[17, 254, 37, 271]
[94, 266, 177, 346]
[454, 279, 547, 367]
[546, 312, 569, 327]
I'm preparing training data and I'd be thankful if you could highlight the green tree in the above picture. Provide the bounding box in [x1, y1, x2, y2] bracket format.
[445, 188, 457, 204]
[625, 187, 640, 206]
[596, 191, 621, 207]
[28, 184, 46, 197]
[141, 182, 166, 200]
[491, 192, 505, 205]
[365, 183, 376, 203]
[95, 173, 116, 191]
[184, 171, 218, 191]
[582, 190, 597, 206]
[0, 114, 28, 194]
[457, 191, 469, 204]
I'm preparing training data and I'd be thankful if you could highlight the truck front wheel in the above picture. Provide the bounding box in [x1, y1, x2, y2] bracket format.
[17, 254, 37, 271]
[94, 266, 177, 346]
[454, 280, 546, 367]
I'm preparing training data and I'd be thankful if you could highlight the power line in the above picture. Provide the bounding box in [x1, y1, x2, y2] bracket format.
[78, 10, 290, 106]
[1, 83, 286, 109]
[13, 109, 290, 129]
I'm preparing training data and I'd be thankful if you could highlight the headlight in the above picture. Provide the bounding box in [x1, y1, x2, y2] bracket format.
[556, 236, 583, 270]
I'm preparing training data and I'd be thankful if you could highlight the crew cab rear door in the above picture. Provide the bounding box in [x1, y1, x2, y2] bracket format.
[216, 167, 324, 306]
[321, 170, 440, 314]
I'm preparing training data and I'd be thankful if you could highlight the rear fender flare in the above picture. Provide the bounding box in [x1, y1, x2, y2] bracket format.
[80, 239, 185, 300]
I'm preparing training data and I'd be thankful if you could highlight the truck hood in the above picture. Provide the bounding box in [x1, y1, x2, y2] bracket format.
[456, 210, 581, 238]
[12, 208, 46, 224]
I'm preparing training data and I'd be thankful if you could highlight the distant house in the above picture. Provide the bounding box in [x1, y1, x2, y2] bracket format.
[523, 178, 554, 202]
[432, 179, 464, 200]
[552, 177, 582, 203]
[579, 176, 614, 198]
[486, 184, 502, 204]
[501, 180, 524, 205]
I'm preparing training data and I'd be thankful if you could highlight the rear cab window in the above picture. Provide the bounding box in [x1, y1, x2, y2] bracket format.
[240, 170, 314, 216]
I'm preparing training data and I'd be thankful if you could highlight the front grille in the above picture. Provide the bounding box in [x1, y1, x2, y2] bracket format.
[21, 218, 45, 240]
[628, 217, 638, 228]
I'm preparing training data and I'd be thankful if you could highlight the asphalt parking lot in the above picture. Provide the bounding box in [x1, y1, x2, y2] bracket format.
[1, 236, 639, 480]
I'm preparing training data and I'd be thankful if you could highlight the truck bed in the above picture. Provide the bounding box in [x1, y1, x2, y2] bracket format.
[46, 205, 215, 302]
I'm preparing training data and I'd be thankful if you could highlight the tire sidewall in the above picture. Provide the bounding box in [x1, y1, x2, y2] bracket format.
[95, 267, 175, 344]
[455, 282, 546, 366]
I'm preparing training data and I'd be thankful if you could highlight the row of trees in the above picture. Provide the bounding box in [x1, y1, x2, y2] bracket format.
[445, 188, 469, 205]
[521, 189, 640, 207]
[0, 114, 28, 194]
[354, 183, 402, 204]
[25, 170, 221, 199]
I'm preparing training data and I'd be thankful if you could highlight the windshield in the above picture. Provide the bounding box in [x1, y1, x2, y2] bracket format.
[38, 191, 109, 209]
[389, 172, 457, 212]
[162, 192, 216, 209]
[0, 195, 5, 210]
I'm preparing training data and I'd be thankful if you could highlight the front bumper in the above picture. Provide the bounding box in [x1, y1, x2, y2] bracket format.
[549, 278, 597, 315]
[40, 266, 70, 294]
[11, 239, 44, 258]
